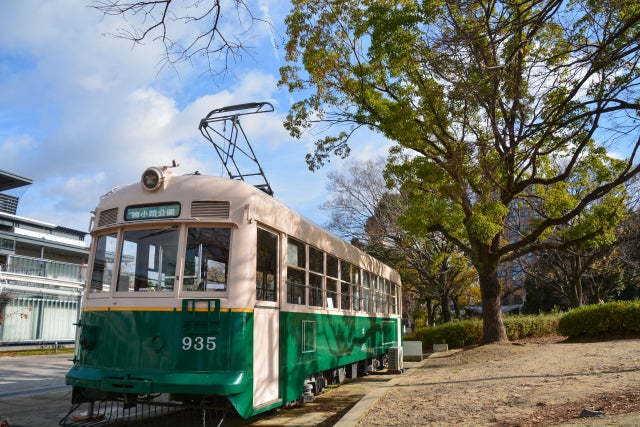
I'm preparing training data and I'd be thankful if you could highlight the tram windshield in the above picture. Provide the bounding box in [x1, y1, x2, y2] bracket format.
[88, 226, 231, 295]
[183, 227, 230, 292]
[116, 227, 180, 292]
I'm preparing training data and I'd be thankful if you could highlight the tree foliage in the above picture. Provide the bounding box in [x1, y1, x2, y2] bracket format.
[280, 0, 640, 343]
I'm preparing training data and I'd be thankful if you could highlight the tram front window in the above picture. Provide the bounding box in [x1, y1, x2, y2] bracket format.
[183, 227, 230, 292]
[116, 227, 180, 292]
[90, 233, 117, 293]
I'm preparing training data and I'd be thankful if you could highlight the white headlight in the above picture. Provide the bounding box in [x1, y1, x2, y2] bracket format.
[141, 167, 163, 191]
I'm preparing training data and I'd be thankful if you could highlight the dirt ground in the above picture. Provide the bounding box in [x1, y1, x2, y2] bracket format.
[356, 336, 640, 426]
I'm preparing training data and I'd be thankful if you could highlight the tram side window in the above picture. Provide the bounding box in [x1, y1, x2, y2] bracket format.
[352, 267, 361, 311]
[90, 233, 117, 293]
[392, 284, 398, 314]
[309, 247, 324, 274]
[287, 267, 305, 305]
[326, 278, 338, 309]
[287, 238, 306, 305]
[380, 280, 385, 313]
[371, 275, 378, 313]
[116, 228, 180, 292]
[340, 261, 351, 311]
[183, 227, 230, 292]
[326, 255, 339, 309]
[375, 276, 384, 314]
[362, 271, 370, 312]
[383, 280, 390, 314]
[309, 272, 323, 307]
[308, 247, 324, 307]
[256, 228, 278, 302]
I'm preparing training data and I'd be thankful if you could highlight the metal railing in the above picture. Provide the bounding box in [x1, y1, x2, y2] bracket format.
[4, 255, 85, 283]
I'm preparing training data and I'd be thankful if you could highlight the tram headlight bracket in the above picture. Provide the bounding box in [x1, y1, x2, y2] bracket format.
[141, 167, 164, 191]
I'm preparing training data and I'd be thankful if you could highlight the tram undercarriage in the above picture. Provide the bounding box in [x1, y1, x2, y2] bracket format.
[61, 354, 390, 426]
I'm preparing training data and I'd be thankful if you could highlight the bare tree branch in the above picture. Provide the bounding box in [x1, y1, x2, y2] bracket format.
[91, 0, 273, 79]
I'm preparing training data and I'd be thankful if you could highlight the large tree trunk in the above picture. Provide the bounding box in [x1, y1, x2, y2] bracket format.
[440, 289, 452, 322]
[452, 294, 461, 318]
[568, 256, 583, 308]
[479, 270, 508, 344]
[569, 277, 583, 308]
[426, 298, 436, 326]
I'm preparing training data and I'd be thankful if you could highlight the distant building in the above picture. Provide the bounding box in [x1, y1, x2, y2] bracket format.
[497, 201, 539, 310]
[0, 169, 88, 346]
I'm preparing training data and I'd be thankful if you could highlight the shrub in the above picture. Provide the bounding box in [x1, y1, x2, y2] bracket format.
[404, 319, 482, 348]
[558, 301, 640, 338]
[504, 314, 559, 340]
[405, 314, 559, 349]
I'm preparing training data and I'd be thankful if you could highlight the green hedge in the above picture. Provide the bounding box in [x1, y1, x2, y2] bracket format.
[405, 314, 559, 349]
[404, 302, 640, 349]
[557, 301, 640, 338]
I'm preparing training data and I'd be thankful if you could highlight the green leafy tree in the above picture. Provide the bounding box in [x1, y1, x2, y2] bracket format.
[521, 166, 629, 308]
[280, 0, 640, 343]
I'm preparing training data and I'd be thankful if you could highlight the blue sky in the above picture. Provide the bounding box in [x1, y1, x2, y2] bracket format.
[0, 1, 390, 233]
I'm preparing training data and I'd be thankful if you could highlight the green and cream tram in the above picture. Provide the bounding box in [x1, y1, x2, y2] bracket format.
[66, 164, 402, 419]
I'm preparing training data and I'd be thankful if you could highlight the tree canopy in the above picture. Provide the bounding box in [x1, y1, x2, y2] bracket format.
[280, 0, 640, 343]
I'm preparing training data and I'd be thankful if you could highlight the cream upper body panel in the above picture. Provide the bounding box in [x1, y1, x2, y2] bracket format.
[92, 170, 400, 285]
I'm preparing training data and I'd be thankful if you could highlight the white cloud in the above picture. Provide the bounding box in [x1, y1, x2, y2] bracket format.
[0, 1, 395, 234]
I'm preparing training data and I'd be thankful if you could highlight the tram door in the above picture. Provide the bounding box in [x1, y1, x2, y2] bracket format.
[253, 228, 280, 407]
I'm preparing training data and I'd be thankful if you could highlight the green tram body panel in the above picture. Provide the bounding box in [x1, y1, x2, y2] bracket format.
[66, 305, 256, 418]
[66, 305, 400, 419]
[279, 311, 400, 403]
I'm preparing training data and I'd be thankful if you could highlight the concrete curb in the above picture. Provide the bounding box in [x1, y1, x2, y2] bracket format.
[333, 375, 403, 427]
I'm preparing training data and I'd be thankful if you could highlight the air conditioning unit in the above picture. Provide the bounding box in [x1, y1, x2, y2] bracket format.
[388, 346, 404, 373]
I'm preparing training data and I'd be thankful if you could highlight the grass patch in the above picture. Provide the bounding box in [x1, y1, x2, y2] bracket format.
[0, 347, 74, 357]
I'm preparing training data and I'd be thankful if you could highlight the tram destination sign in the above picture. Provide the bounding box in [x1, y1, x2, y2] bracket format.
[125, 203, 181, 221]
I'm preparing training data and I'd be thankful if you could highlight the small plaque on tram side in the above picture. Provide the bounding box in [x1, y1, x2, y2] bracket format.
[125, 203, 181, 221]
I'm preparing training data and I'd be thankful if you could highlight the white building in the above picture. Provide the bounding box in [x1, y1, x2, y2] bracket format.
[0, 169, 88, 346]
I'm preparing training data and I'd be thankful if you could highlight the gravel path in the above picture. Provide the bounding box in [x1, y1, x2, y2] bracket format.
[356, 337, 640, 426]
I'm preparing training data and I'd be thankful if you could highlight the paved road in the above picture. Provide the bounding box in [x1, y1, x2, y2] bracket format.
[0, 354, 73, 426]
[0, 354, 415, 426]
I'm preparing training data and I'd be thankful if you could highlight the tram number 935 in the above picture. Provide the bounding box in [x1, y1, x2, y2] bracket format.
[182, 336, 217, 351]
